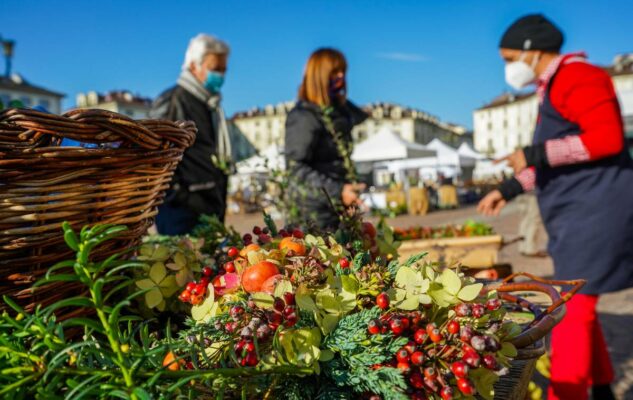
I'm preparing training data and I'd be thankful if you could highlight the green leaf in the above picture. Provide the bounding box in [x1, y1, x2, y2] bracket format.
[131, 388, 151, 400]
[340, 275, 359, 294]
[428, 288, 457, 308]
[251, 292, 275, 309]
[458, 283, 483, 301]
[441, 268, 462, 295]
[296, 285, 317, 312]
[500, 342, 518, 358]
[319, 313, 340, 334]
[394, 294, 419, 310]
[403, 252, 427, 267]
[319, 349, 335, 362]
[274, 280, 293, 299]
[470, 367, 499, 400]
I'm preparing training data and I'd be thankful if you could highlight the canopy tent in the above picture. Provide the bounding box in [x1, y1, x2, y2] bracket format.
[236, 145, 285, 175]
[457, 142, 486, 160]
[425, 138, 477, 168]
[351, 128, 436, 162]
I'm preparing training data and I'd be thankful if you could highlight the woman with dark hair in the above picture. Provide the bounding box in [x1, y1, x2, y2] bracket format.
[284, 48, 367, 230]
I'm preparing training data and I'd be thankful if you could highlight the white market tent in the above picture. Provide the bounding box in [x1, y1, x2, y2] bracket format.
[351, 128, 436, 162]
[426, 138, 477, 168]
[457, 142, 486, 160]
[236, 145, 285, 175]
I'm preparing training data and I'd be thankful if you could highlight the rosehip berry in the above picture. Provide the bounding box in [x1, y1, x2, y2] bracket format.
[368, 320, 381, 335]
[447, 320, 460, 335]
[470, 336, 486, 352]
[283, 292, 296, 305]
[242, 233, 253, 243]
[486, 298, 502, 311]
[462, 351, 481, 368]
[396, 361, 410, 373]
[429, 328, 443, 343]
[227, 246, 239, 258]
[376, 293, 390, 310]
[262, 227, 270, 235]
[258, 234, 271, 243]
[199, 277, 210, 286]
[224, 261, 236, 273]
[178, 290, 191, 302]
[396, 348, 410, 363]
[244, 341, 255, 352]
[410, 351, 425, 366]
[483, 354, 498, 370]
[400, 317, 410, 330]
[256, 324, 272, 339]
[225, 321, 238, 332]
[457, 378, 476, 395]
[285, 313, 298, 326]
[423, 367, 437, 380]
[190, 294, 204, 305]
[292, 229, 304, 239]
[460, 325, 474, 343]
[270, 297, 284, 313]
[390, 318, 404, 335]
[185, 282, 196, 292]
[283, 305, 296, 318]
[404, 341, 417, 354]
[455, 303, 471, 317]
[411, 391, 426, 400]
[230, 306, 244, 320]
[409, 371, 424, 389]
[414, 329, 428, 344]
[440, 386, 454, 400]
[450, 361, 469, 378]
[252, 226, 262, 235]
[472, 304, 485, 318]
[244, 351, 258, 366]
[267, 311, 283, 325]
[339, 258, 350, 269]
[426, 323, 437, 335]
[194, 283, 208, 296]
[278, 229, 289, 237]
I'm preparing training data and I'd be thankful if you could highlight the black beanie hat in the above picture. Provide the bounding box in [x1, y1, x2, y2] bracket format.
[499, 14, 564, 52]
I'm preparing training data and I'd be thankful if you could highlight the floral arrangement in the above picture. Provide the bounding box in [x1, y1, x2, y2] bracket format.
[394, 220, 495, 242]
[0, 217, 549, 400]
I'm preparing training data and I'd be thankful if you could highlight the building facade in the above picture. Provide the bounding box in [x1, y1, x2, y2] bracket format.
[232, 101, 469, 152]
[473, 53, 633, 158]
[76, 90, 152, 119]
[0, 73, 64, 113]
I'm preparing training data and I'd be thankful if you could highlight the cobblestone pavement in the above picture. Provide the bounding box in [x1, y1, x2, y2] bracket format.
[227, 203, 633, 399]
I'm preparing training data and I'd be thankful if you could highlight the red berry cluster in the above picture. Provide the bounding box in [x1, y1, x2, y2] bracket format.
[367, 297, 507, 399]
[268, 292, 298, 330]
[178, 266, 213, 305]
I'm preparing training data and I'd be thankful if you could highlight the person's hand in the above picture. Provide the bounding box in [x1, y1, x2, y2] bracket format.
[477, 189, 507, 216]
[496, 149, 527, 175]
[342, 183, 366, 206]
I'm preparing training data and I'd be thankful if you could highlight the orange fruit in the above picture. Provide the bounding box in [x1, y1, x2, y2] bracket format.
[241, 261, 280, 293]
[162, 351, 183, 371]
[279, 237, 307, 256]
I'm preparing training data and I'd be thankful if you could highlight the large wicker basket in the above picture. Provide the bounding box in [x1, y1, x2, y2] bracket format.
[0, 108, 196, 314]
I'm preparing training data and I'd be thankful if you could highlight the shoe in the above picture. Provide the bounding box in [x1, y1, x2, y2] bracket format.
[592, 384, 615, 400]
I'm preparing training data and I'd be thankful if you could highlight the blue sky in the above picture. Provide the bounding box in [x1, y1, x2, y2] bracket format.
[1, 0, 630, 128]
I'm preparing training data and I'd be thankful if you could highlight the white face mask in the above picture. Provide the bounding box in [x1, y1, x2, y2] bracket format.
[504, 52, 540, 90]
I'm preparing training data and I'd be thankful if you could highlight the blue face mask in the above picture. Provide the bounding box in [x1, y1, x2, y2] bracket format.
[204, 71, 225, 94]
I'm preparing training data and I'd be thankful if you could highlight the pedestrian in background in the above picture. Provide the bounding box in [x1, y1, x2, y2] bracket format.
[284, 48, 367, 230]
[517, 193, 547, 257]
[151, 34, 233, 235]
[478, 14, 633, 400]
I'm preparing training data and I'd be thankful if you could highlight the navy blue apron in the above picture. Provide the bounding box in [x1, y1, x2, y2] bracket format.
[533, 65, 633, 294]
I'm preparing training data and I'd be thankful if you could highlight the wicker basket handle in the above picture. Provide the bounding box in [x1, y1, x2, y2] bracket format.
[487, 273, 586, 348]
[0, 108, 196, 150]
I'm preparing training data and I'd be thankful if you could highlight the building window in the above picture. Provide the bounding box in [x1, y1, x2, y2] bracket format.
[487, 121, 492, 131]
[20, 96, 32, 107]
[38, 99, 51, 110]
[503, 118, 508, 128]
[487, 139, 494, 155]
[0, 94, 10, 107]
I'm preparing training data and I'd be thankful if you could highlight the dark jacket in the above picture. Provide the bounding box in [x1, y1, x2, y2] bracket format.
[284, 100, 367, 229]
[150, 85, 228, 221]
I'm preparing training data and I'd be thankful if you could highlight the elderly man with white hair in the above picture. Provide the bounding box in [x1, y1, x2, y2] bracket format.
[151, 34, 233, 234]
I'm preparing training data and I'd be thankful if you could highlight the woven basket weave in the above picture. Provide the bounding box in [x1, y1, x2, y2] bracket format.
[0, 108, 196, 314]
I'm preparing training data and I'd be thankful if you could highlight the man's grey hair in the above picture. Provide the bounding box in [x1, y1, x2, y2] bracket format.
[183, 34, 230, 70]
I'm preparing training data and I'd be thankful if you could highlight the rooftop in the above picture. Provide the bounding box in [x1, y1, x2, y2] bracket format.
[76, 90, 152, 108]
[0, 73, 65, 98]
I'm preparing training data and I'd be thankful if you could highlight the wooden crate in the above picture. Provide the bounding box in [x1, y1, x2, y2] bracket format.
[398, 235, 503, 268]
